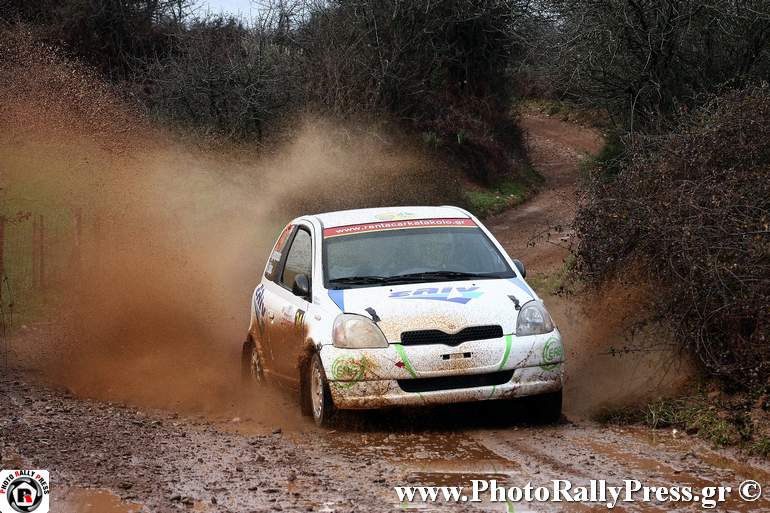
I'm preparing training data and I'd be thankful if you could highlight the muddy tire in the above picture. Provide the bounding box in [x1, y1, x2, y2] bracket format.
[299, 353, 314, 417]
[241, 336, 264, 385]
[535, 389, 562, 424]
[307, 352, 336, 427]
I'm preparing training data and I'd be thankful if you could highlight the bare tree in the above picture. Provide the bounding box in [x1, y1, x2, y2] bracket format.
[545, 0, 770, 132]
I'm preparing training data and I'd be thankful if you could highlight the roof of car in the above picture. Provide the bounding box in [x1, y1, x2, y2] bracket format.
[312, 206, 471, 228]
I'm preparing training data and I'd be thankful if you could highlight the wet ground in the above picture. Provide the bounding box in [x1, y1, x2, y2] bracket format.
[3, 372, 770, 512]
[2, 114, 769, 512]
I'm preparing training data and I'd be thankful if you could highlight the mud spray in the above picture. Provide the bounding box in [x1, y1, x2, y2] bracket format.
[0, 29, 459, 426]
[551, 281, 693, 418]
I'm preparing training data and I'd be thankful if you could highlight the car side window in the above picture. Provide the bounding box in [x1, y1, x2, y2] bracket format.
[281, 228, 312, 292]
[265, 224, 295, 282]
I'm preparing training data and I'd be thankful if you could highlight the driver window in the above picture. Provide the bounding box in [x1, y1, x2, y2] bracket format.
[281, 228, 312, 291]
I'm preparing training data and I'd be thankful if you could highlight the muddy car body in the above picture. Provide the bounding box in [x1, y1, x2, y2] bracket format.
[242, 206, 564, 425]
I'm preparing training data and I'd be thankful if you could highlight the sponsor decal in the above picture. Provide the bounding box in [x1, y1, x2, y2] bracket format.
[373, 211, 418, 221]
[393, 344, 418, 378]
[294, 308, 305, 332]
[266, 224, 294, 277]
[508, 276, 534, 297]
[328, 289, 345, 311]
[540, 337, 563, 371]
[389, 286, 483, 305]
[274, 224, 294, 251]
[280, 304, 295, 325]
[253, 285, 266, 333]
[488, 334, 513, 399]
[0, 470, 50, 513]
[324, 218, 476, 238]
[507, 294, 521, 310]
[330, 355, 378, 388]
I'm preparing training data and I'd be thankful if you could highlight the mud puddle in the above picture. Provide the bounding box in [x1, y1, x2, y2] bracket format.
[324, 430, 511, 462]
[325, 430, 529, 511]
[58, 488, 143, 513]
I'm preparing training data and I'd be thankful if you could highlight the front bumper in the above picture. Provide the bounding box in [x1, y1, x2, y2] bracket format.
[329, 365, 562, 408]
[321, 332, 564, 410]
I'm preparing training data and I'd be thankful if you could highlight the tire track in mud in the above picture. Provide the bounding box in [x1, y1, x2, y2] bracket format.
[471, 423, 770, 512]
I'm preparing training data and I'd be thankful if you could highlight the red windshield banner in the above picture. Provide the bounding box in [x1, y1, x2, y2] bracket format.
[323, 218, 477, 238]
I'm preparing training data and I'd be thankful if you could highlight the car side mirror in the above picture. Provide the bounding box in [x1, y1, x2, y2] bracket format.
[292, 273, 310, 299]
[513, 259, 526, 279]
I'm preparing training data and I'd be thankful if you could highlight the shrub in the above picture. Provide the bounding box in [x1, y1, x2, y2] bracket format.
[575, 86, 770, 387]
[136, 15, 299, 140]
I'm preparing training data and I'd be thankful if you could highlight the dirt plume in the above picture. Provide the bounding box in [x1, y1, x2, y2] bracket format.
[549, 278, 694, 418]
[0, 28, 456, 421]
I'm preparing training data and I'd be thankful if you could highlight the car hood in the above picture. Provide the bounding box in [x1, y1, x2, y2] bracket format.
[328, 278, 535, 342]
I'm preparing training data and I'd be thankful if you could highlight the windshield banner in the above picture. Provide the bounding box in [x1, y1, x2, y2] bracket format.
[324, 218, 477, 238]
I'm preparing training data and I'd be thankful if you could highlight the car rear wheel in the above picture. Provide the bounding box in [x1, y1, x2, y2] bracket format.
[241, 336, 264, 385]
[535, 389, 563, 424]
[308, 353, 335, 427]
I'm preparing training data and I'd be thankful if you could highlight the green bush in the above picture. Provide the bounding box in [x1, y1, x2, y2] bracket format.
[579, 131, 625, 178]
[465, 167, 542, 217]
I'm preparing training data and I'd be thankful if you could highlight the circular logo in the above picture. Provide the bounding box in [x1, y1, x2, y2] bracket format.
[739, 480, 762, 501]
[331, 356, 373, 388]
[541, 337, 563, 371]
[6, 477, 44, 513]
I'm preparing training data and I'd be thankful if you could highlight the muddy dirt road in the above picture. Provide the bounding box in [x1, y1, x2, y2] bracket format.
[2, 114, 770, 513]
[488, 113, 602, 272]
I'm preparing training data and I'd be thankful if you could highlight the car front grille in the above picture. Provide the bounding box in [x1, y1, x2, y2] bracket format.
[397, 370, 514, 393]
[400, 325, 503, 346]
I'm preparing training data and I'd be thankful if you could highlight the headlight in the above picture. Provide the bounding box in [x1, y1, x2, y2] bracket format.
[332, 314, 388, 349]
[516, 301, 555, 336]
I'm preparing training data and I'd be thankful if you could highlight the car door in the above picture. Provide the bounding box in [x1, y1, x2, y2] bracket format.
[258, 223, 296, 376]
[262, 223, 313, 387]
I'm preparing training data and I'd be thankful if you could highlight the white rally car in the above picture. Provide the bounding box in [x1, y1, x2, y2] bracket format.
[241, 206, 564, 426]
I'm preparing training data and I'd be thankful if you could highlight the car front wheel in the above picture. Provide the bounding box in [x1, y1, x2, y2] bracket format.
[308, 352, 336, 427]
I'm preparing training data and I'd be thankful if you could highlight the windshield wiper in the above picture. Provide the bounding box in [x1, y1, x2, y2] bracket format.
[385, 271, 500, 282]
[329, 271, 504, 288]
[328, 275, 390, 288]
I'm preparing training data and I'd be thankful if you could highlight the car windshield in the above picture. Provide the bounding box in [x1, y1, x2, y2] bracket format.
[324, 226, 514, 288]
